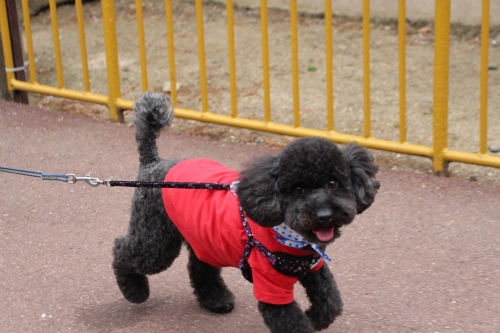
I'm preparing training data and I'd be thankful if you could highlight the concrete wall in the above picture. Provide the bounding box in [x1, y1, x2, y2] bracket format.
[25, 0, 77, 16]
[229, 0, 500, 26]
[25, 1, 500, 25]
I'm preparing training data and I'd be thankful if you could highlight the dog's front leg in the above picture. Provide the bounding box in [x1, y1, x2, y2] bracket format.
[299, 265, 343, 331]
[258, 301, 315, 333]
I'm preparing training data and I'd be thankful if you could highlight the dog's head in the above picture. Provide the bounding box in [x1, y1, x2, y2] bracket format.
[236, 137, 380, 246]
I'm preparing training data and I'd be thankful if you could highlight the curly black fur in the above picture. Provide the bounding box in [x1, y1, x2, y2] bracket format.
[257, 265, 344, 333]
[133, 92, 174, 166]
[236, 156, 282, 226]
[259, 301, 316, 333]
[300, 265, 343, 331]
[237, 137, 380, 246]
[342, 144, 380, 213]
[187, 245, 236, 313]
[112, 92, 380, 333]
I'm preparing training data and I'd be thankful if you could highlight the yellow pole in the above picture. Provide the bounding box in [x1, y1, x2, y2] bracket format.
[75, 0, 90, 92]
[398, 0, 407, 143]
[101, 0, 122, 121]
[195, 0, 209, 112]
[135, 0, 149, 92]
[165, 0, 177, 106]
[290, 0, 300, 127]
[226, 0, 238, 118]
[443, 149, 500, 168]
[11, 80, 109, 104]
[479, 0, 490, 155]
[21, 0, 36, 83]
[260, 0, 271, 122]
[325, 0, 334, 131]
[362, 0, 371, 138]
[432, 0, 451, 174]
[49, 0, 64, 88]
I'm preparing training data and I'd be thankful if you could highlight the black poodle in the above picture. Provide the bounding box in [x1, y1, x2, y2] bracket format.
[112, 92, 380, 333]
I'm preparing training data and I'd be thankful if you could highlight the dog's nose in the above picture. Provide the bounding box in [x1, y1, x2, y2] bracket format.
[316, 209, 333, 223]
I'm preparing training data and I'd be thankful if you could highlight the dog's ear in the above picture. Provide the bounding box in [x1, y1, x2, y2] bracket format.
[236, 156, 283, 227]
[342, 144, 380, 214]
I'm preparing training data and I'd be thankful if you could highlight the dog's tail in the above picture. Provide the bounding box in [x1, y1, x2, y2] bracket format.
[133, 92, 174, 166]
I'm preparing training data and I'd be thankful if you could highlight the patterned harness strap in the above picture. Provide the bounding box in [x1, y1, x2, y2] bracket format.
[238, 207, 276, 265]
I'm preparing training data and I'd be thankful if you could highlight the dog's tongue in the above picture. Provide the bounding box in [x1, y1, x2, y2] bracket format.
[312, 227, 334, 242]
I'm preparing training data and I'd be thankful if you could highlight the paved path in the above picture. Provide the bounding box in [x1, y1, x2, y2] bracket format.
[1, 100, 499, 333]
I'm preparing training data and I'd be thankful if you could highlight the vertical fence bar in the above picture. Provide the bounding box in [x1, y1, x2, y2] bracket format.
[290, 0, 300, 127]
[195, 0, 209, 112]
[398, 0, 407, 143]
[325, 0, 334, 131]
[362, 0, 371, 138]
[75, 0, 90, 92]
[101, 0, 122, 121]
[260, 0, 271, 123]
[165, 0, 177, 106]
[49, 0, 64, 88]
[432, 0, 451, 174]
[479, 0, 490, 155]
[21, 0, 36, 84]
[5, 0, 28, 103]
[135, 0, 149, 92]
[226, 0, 238, 118]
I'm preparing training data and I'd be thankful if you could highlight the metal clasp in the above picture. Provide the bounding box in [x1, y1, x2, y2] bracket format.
[67, 174, 103, 187]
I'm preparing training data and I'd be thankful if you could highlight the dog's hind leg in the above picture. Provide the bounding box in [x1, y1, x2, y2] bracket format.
[187, 245, 235, 313]
[113, 229, 183, 303]
[113, 191, 184, 304]
[112, 236, 152, 303]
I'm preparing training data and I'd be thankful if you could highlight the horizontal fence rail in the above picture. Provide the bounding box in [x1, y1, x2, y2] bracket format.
[0, 0, 499, 173]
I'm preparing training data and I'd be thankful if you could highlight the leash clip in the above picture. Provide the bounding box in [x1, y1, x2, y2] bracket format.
[67, 174, 104, 187]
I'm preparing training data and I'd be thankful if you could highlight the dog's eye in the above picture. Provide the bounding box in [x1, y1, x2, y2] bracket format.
[293, 187, 304, 195]
[327, 180, 338, 190]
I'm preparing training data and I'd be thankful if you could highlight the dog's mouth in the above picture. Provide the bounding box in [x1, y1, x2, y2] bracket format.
[312, 226, 335, 242]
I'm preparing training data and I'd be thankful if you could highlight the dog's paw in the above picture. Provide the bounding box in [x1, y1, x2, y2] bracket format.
[305, 303, 342, 331]
[198, 289, 235, 314]
[117, 273, 150, 304]
[202, 300, 234, 314]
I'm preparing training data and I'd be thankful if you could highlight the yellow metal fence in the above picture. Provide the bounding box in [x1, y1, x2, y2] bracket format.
[1, 0, 499, 173]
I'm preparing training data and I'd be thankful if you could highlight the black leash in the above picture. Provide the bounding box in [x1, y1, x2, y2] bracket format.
[0, 166, 231, 190]
[108, 180, 230, 190]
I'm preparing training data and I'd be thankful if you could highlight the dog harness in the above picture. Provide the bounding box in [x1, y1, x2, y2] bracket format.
[237, 206, 322, 282]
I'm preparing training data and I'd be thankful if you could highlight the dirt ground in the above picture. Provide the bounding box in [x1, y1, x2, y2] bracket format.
[23, 0, 500, 183]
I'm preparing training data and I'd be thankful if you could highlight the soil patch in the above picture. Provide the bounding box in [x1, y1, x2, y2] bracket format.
[25, 0, 500, 184]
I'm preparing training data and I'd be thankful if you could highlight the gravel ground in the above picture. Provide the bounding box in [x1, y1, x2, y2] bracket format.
[22, 0, 500, 183]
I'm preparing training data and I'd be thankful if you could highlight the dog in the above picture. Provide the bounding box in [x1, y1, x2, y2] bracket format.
[112, 92, 380, 332]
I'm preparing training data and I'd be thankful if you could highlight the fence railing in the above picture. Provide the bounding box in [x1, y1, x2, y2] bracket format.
[1, 0, 499, 173]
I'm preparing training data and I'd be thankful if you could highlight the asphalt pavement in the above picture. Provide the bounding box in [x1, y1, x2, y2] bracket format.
[1, 99, 499, 333]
